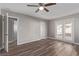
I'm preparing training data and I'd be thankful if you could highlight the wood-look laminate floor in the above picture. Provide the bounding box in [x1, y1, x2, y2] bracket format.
[1, 38, 79, 56]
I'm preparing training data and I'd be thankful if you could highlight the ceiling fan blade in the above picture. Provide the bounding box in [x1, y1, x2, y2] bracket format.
[27, 5, 38, 7]
[45, 3, 56, 6]
[44, 8, 49, 12]
[35, 9, 39, 13]
[39, 3, 43, 6]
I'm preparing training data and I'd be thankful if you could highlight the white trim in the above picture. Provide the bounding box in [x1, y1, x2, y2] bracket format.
[48, 37, 79, 45]
[3, 13, 9, 52]
[72, 18, 75, 42]
[8, 16, 19, 20]
[6, 13, 8, 52]
[17, 37, 48, 45]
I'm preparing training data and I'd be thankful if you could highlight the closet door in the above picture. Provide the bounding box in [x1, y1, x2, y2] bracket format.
[4, 13, 9, 52]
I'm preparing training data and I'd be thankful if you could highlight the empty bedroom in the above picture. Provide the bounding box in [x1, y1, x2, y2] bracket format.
[0, 3, 79, 56]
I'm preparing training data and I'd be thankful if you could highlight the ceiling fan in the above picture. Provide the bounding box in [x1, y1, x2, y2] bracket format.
[27, 3, 56, 13]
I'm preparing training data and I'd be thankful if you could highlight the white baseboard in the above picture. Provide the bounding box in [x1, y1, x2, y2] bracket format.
[15, 37, 79, 46]
[17, 37, 48, 45]
[48, 37, 79, 45]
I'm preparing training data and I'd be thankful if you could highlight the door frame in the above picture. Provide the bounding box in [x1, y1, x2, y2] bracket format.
[3, 13, 19, 52]
[8, 16, 19, 46]
[4, 13, 9, 52]
[55, 18, 74, 42]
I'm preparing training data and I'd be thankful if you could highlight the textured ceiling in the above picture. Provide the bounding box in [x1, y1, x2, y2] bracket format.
[0, 3, 79, 20]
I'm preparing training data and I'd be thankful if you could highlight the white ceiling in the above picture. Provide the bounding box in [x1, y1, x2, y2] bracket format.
[0, 3, 79, 20]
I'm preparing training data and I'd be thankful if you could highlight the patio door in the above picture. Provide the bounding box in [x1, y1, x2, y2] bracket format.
[64, 19, 73, 42]
[55, 19, 73, 42]
[55, 20, 63, 40]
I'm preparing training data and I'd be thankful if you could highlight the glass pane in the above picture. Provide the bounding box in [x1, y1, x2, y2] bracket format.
[56, 24, 63, 39]
[57, 25, 63, 35]
[65, 23, 72, 36]
[64, 23, 72, 40]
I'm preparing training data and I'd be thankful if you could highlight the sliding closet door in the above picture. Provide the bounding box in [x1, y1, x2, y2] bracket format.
[4, 13, 8, 52]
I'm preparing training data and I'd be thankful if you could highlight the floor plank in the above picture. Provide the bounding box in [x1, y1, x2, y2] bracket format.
[1, 38, 79, 56]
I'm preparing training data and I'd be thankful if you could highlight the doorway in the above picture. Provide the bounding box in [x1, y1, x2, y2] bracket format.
[8, 17, 17, 50]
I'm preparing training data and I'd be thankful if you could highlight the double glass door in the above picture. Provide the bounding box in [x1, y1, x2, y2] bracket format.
[56, 19, 73, 42]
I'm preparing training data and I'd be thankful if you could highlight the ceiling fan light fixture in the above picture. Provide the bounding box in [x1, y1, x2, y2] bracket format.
[39, 6, 44, 11]
[27, 3, 56, 13]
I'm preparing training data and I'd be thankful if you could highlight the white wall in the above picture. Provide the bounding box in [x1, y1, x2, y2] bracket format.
[1, 9, 47, 45]
[40, 21, 47, 39]
[48, 20, 55, 38]
[0, 8, 1, 15]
